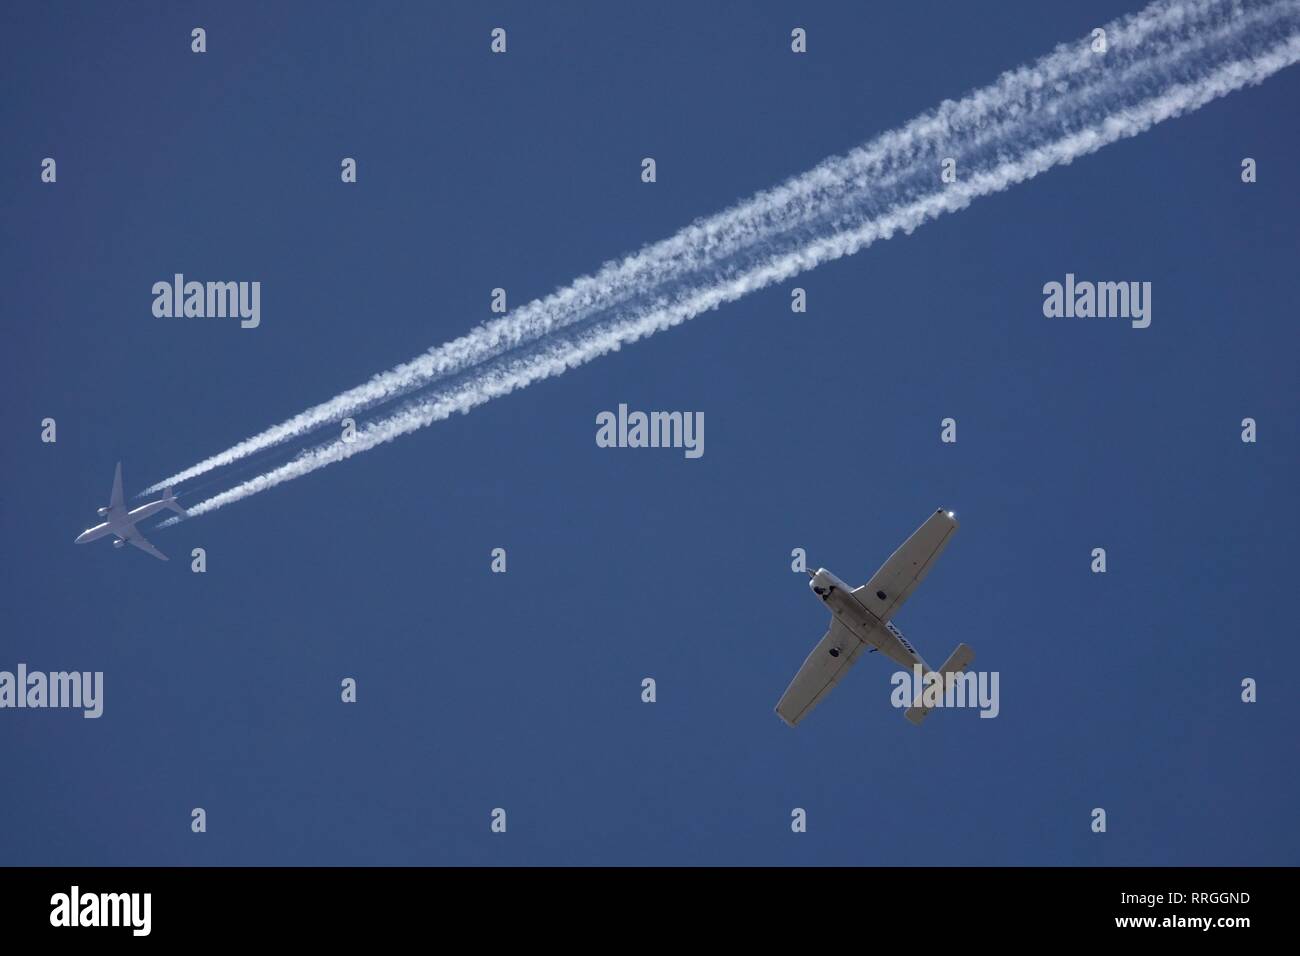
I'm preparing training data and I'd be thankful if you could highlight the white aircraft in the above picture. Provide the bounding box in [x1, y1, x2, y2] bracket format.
[776, 508, 973, 727]
[74, 462, 186, 561]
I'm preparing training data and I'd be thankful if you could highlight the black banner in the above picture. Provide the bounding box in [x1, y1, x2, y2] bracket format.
[0, 867, 1283, 941]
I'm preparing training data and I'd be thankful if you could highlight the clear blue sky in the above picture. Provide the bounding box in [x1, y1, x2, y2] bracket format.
[2, 1, 1297, 865]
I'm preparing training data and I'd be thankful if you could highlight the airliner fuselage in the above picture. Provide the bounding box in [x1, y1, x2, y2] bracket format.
[75, 497, 177, 545]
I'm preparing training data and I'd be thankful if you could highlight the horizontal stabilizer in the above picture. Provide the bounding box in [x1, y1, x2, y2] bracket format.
[905, 642, 975, 726]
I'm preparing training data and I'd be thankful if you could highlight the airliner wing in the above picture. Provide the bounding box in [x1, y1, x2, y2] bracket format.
[852, 509, 958, 621]
[110, 461, 124, 511]
[123, 528, 168, 561]
[775, 618, 864, 727]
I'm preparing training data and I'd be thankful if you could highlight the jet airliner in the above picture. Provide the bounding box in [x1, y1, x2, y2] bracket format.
[74, 462, 185, 561]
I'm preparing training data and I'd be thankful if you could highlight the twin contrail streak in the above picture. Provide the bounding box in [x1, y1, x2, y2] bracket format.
[145, 0, 1274, 492]
[154, 0, 1300, 521]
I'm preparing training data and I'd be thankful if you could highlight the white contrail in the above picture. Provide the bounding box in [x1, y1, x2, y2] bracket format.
[144, 0, 1280, 493]
[162, 27, 1300, 524]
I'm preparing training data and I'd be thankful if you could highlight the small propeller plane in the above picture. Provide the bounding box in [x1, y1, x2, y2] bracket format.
[776, 508, 973, 727]
[74, 462, 186, 561]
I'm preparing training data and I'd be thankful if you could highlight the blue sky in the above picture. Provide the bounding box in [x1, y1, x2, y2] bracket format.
[2, 1, 1297, 865]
